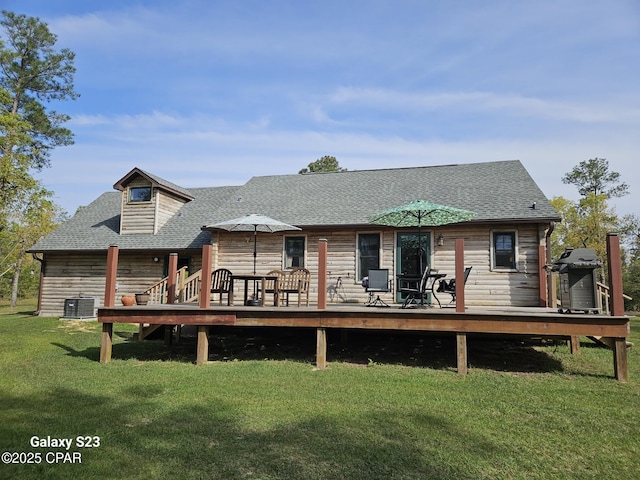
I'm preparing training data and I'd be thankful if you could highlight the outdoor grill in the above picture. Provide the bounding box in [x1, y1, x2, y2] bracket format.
[551, 248, 601, 314]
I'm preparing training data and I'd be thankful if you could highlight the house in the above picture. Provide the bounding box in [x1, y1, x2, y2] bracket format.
[29, 160, 561, 316]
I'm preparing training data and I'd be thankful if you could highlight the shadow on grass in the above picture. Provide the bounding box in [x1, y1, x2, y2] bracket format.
[0, 386, 506, 480]
[171, 326, 564, 373]
[53, 325, 565, 373]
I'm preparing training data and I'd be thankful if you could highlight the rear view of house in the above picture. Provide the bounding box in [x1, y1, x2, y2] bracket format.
[30, 160, 561, 316]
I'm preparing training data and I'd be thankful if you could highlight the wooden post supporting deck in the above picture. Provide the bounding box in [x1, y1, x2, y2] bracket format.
[100, 245, 119, 363]
[316, 239, 329, 369]
[100, 323, 113, 364]
[454, 238, 468, 373]
[607, 233, 628, 382]
[196, 326, 209, 366]
[316, 328, 327, 369]
[456, 333, 468, 374]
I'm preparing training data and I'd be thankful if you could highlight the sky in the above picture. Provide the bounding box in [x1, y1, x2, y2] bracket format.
[4, 0, 640, 218]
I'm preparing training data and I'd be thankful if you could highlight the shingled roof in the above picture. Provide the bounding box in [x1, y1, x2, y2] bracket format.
[30, 160, 560, 253]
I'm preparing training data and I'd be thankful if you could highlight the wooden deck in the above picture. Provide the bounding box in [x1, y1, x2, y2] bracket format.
[97, 234, 631, 381]
[98, 304, 630, 381]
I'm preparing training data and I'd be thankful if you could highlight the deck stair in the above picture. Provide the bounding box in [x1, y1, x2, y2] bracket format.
[587, 336, 634, 350]
[588, 282, 633, 349]
[137, 267, 202, 340]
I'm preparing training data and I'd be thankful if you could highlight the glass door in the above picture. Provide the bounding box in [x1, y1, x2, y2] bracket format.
[395, 232, 430, 303]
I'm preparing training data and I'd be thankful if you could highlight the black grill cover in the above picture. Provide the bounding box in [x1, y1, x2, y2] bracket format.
[552, 248, 601, 272]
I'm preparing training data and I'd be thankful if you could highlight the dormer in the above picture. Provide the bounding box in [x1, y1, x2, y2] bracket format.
[113, 168, 194, 235]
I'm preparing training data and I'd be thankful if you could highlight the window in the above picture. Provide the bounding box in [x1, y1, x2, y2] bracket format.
[284, 236, 305, 269]
[493, 231, 516, 270]
[129, 186, 152, 202]
[358, 233, 380, 280]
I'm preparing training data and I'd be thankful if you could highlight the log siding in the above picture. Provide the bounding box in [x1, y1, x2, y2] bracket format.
[38, 224, 547, 317]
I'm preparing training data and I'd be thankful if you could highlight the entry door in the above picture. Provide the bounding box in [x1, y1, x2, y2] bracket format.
[396, 232, 430, 302]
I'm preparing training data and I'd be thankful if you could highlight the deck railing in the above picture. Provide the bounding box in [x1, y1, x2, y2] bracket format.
[180, 269, 202, 303]
[143, 266, 191, 304]
[597, 281, 632, 315]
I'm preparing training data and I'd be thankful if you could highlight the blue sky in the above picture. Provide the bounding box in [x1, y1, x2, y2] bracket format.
[4, 0, 640, 217]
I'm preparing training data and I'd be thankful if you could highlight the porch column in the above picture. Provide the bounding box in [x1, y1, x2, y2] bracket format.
[104, 245, 119, 307]
[607, 233, 628, 382]
[167, 253, 178, 304]
[100, 245, 118, 364]
[538, 244, 548, 307]
[318, 239, 328, 310]
[455, 238, 465, 313]
[200, 244, 213, 309]
[607, 233, 625, 317]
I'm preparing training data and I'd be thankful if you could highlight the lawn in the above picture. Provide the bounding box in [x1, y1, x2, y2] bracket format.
[1, 300, 639, 480]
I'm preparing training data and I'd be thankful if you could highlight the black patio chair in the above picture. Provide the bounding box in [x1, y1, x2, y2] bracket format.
[211, 268, 233, 305]
[399, 265, 431, 308]
[364, 269, 391, 307]
[434, 266, 472, 307]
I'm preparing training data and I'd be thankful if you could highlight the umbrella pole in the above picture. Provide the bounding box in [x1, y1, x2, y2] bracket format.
[253, 227, 257, 275]
[253, 227, 258, 299]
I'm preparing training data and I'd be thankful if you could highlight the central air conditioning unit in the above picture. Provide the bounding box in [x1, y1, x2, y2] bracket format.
[63, 297, 96, 319]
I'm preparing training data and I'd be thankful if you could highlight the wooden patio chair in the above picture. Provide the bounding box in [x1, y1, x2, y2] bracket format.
[210, 268, 233, 305]
[264, 269, 285, 306]
[399, 265, 431, 308]
[434, 266, 472, 307]
[279, 267, 311, 306]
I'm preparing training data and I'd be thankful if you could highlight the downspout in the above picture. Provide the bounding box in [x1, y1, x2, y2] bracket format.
[545, 222, 555, 308]
[32, 253, 44, 316]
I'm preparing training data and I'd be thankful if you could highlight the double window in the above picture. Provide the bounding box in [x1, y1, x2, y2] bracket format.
[492, 231, 517, 270]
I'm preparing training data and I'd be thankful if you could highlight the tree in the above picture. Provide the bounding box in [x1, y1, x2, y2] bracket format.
[0, 10, 78, 228]
[553, 158, 633, 300]
[0, 11, 76, 305]
[562, 158, 629, 199]
[0, 184, 62, 305]
[299, 155, 347, 174]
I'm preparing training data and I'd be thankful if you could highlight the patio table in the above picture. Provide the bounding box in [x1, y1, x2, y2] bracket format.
[397, 272, 446, 307]
[230, 275, 279, 306]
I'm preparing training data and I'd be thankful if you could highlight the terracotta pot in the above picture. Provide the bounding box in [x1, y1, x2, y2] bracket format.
[121, 294, 136, 306]
[135, 293, 150, 305]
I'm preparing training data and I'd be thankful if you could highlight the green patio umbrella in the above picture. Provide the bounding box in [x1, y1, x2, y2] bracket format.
[368, 200, 476, 273]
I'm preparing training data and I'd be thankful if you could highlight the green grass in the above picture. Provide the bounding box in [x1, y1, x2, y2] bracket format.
[1, 299, 639, 479]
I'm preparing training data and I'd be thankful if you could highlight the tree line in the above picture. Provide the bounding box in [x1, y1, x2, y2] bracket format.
[1, 11, 639, 310]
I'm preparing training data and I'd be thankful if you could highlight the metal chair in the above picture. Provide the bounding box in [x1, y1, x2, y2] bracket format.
[210, 268, 233, 305]
[399, 265, 431, 308]
[434, 266, 472, 307]
[364, 269, 391, 307]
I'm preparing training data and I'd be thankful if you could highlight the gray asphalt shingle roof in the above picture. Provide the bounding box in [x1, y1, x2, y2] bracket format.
[30, 160, 560, 252]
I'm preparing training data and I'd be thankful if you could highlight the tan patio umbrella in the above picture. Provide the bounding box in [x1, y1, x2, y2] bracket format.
[204, 213, 301, 275]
